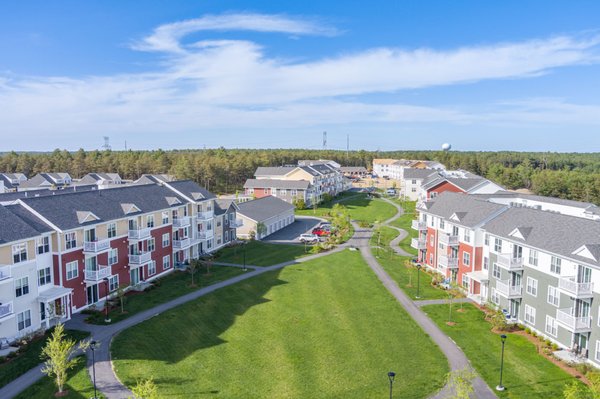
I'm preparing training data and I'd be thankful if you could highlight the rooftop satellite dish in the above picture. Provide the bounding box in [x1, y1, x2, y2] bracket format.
[441, 143, 452, 151]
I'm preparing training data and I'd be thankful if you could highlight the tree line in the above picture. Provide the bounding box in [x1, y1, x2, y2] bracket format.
[1, 148, 599, 204]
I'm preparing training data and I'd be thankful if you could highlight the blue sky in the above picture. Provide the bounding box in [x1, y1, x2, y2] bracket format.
[1, 1, 600, 152]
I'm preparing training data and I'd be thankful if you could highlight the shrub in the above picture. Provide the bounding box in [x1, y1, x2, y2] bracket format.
[524, 328, 531, 334]
[532, 331, 538, 338]
[551, 343, 559, 351]
[6, 351, 17, 359]
[0, 356, 6, 363]
[545, 339, 552, 347]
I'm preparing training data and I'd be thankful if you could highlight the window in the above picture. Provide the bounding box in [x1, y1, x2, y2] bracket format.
[148, 260, 156, 276]
[225, 231, 229, 242]
[411, 187, 417, 192]
[38, 267, 52, 286]
[524, 305, 536, 325]
[551, 257, 562, 275]
[547, 286, 559, 307]
[545, 316, 558, 337]
[108, 275, 119, 292]
[526, 277, 538, 297]
[162, 233, 170, 248]
[429, 253, 433, 265]
[162, 211, 169, 224]
[483, 257, 489, 270]
[147, 215, 155, 228]
[412, 179, 417, 184]
[66, 261, 78, 280]
[494, 238, 502, 253]
[439, 220, 445, 229]
[463, 230, 471, 243]
[163, 255, 171, 270]
[17, 310, 31, 331]
[65, 232, 77, 250]
[37, 236, 50, 254]
[528, 249, 538, 266]
[148, 238, 156, 252]
[492, 264, 501, 279]
[462, 274, 469, 290]
[217, 235, 222, 245]
[15, 276, 29, 297]
[462, 252, 471, 266]
[484, 234, 489, 246]
[12, 243, 28, 263]
[596, 341, 600, 363]
[107, 223, 117, 238]
[217, 219, 222, 227]
[430, 235, 434, 246]
[108, 248, 118, 265]
[491, 288, 500, 305]
[290, 189, 297, 196]
[280, 189, 287, 195]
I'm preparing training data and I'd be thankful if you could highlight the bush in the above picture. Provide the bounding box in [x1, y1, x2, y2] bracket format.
[551, 343, 559, 351]
[0, 356, 5, 363]
[525, 328, 531, 334]
[6, 352, 17, 359]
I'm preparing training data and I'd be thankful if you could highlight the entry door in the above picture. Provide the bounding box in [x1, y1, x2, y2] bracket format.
[128, 219, 138, 231]
[86, 284, 99, 305]
[130, 268, 140, 285]
[578, 265, 592, 284]
[85, 228, 96, 242]
[576, 300, 590, 318]
[452, 226, 459, 236]
[576, 333, 589, 352]
[510, 300, 520, 319]
[512, 273, 522, 287]
[40, 302, 46, 321]
[513, 245, 523, 259]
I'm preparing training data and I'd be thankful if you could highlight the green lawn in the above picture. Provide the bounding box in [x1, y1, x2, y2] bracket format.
[214, 241, 309, 266]
[297, 194, 397, 224]
[389, 200, 418, 256]
[112, 250, 449, 398]
[422, 303, 585, 398]
[86, 266, 246, 325]
[0, 329, 90, 388]
[15, 355, 102, 399]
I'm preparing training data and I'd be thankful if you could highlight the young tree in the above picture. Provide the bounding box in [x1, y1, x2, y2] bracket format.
[40, 324, 88, 395]
[446, 368, 476, 399]
[188, 259, 200, 286]
[256, 222, 267, 239]
[117, 284, 127, 313]
[131, 377, 159, 399]
[201, 256, 214, 276]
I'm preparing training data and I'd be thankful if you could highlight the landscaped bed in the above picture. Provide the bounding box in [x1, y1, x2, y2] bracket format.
[112, 250, 449, 398]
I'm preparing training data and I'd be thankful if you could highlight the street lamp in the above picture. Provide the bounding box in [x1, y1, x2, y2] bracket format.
[416, 264, 422, 299]
[496, 334, 507, 391]
[387, 371, 396, 399]
[90, 340, 98, 399]
[103, 277, 111, 323]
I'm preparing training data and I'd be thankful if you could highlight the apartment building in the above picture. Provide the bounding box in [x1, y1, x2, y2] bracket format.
[213, 200, 242, 250]
[244, 179, 313, 206]
[400, 168, 437, 201]
[373, 159, 445, 180]
[76, 173, 123, 188]
[18, 173, 72, 191]
[235, 196, 295, 240]
[419, 170, 504, 202]
[0, 173, 27, 192]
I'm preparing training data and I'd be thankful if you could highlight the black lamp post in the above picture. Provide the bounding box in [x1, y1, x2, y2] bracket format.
[242, 242, 247, 271]
[387, 371, 396, 399]
[103, 277, 111, 323]
[416, 264, 422, 299]
[90, 340, 98, 399]
[496, 334, 507, 391]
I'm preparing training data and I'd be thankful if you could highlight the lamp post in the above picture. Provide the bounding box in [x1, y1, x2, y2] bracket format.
[496, 334, 507, 391]
[103, 277, 111, 323]
[387, 371, 396, 399]
[242, 242, 247, 271]
[90, 340, 98, 399]
[416, 264, 422, 299]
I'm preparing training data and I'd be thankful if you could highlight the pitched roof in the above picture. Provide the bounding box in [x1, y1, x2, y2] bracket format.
[403, 168, 438, 179]
[339, 166, 368, 173]
[165, 180, 216, 201]
[236, 196, 295, 222]
[422, 192, 507, 228]
[254, 167, 296, 177]
[373, 159, 398, 165]
[445, 177, 488, 191]
[0, 205, 50, 244]
[214, 199, 238, 216]
[244, 179, 311, 190]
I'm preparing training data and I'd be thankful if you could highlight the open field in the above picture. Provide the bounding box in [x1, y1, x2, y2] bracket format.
[214, 240, 309, 266]
[112, 250, 449, 398]
[297, 194, 397, 224]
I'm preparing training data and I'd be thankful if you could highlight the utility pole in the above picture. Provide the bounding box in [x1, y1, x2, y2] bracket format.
[346, 134, 349, 163]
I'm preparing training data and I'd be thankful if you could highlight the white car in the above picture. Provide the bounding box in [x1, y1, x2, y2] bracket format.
[299, 234, 320, 244]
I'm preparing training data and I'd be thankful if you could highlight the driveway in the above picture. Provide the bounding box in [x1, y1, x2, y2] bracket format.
[263, 216, 323, 244]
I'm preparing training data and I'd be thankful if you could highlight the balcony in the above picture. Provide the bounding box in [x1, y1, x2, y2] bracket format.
[84, 265, 111, 281]
[195, 211, 214, 221]
[411, 220, 427, 231]
[496, 253, 524, 270]
[495, 279, 523, 298]
[558, 276, 594, 298]
[173, 238, 191, 249]
[173, 217, 191, 228]
[411, 238, 426, 250]
[0, 301, 14, 319]
[556, 308, 592, 332]
[83, 238, 110, 253]
[438, 255, 458, 269]
[196, 230, 214, 240]
[128, 228, 151, 241]
[0, 265, 11, 282]
[438, 233, 459, 246]
[231, 219, 244, 228]
[129, 251, 151, 265]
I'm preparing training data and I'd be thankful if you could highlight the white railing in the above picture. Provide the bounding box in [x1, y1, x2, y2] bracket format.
[173, 238, 191, 249]
[496, 253, 523, 270]
[195, 211, 214, 220]
[411, 220, 427, 231]
[0, 265, 11, 281]
[495, 280, 522, 297]
[128, 228, 151, 240]
[556, 308, 592, 331]
[84, 266, 111, 281]
[438, 255, 458, 269]
[438, 233, 459, 246]
[83, 238, 110, 253]
[411, 238, 426, 250]
[232, 219, 244, 228]
[558, 276, 594, 297]
[196, 230, 214, 240]
[173, 217, 191, 228]
[129, 252, 152, 265]
[0, 301, 13, 319]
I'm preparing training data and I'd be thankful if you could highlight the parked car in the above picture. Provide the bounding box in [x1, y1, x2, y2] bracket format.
[319, 221, 331, 228]
[386, 188, 396, 196]
[312, 228, 331, 237]
[299, 234, 320, 243]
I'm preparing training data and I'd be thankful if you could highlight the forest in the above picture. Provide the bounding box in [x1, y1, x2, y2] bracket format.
[0, 148, 599, 204]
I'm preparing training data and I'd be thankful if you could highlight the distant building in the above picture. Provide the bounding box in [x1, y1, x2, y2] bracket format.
[244, 179, 313, 206]
[76, 173, 123, 188]
[340, 166, 369, 178]
[0, 173, 27, 192]
[420, 170, 504, 202]
[18, 173, 72, 191]
[235, 196, 295, 240]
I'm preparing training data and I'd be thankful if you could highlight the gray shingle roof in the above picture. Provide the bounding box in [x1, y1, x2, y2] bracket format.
[5, 204, 53, 235]
[473, 191, 599, 210]
[236, 196, 295, 222]
[0, 186, 98, 203]
[244, 179, 310, 190]
[423, 192, 507, 228]
[403, 168, 438, 179]
[0, 205, 48, 244]
[166, 180, 216, 201]
[214, 199, 237, 216]
[445, 177, 488, 191]
[254, 167, 296, 177]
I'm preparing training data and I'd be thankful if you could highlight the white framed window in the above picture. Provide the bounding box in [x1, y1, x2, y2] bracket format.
[146, 215, 155, 228]
[439, 220, 445, 229]
[492, 264, 501, 279]
[65, 232, 77, 250]
[545, 316, 557, 337]
[524, 305, 536, 325]
[494, 238, 502, 253]
[162, 211, 169, 225]
[526, 277, 538, 297]
[107, 223, 117, 238]
[37, 236, 50, 254]
[108, 275, 119, 292]
[484, 234, 489, 246]
[225, 231, 229, 242]
[491, 288, 500, 305]
[548, 286, 560, 307]
[528, 249, 538, 266]
[12, 243, 28, 264]
[462, 274, 469, 290]
[462, 252, 471, 266]
[38, 267, 52, 286]
[163, 255, 171, 270]
[463, 230, 471, 243]
[551, 257, 562, 275]
[148, 238, 155, 252]
[66, 261, 78, 280]
[429, 253, 433, 265]
[15, 276, 29, 297]
[148, 260, 156, 276]
[290, 189, 297, 196]
[162, 233, 170, 248]
[412, 187, 417, 192]
[109, 248, 118, 265]
[596, 341, 600, 362]
[17, 310, 32, 331]
[483, 257, 489, 270]
[412, 179, 417, 184]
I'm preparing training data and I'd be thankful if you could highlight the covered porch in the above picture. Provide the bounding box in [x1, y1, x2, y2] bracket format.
[466, 270, 489, 304]
[38, 286, 73, 328]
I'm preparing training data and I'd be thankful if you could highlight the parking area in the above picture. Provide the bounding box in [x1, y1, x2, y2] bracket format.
[263, 216, 323, 244]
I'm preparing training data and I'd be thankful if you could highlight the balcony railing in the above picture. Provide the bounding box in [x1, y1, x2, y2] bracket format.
[129, 251, 152, 265]
[232, 219, 244, 228]
[556, 308, 592, 332]
[195, 211, 214, 221]
[558, 276, 594, 298]
[411, 220, 427, 231]
[438, 233, 459, 246]
[128, 228, 151, 240]
[83, 238, 110, 253]
[496, 253, 524, 270]
[173, 238, 191, 249]
[0, 265, 11, 282]
[0, 301, 13, 319]
[84, 265, 111, 281]
[438, 255, 459, 269]
[495, 279, 523, 298]
[411, 238, 427, 250]
[196, 230, 214, 240]
[173, 217, 191, 228]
